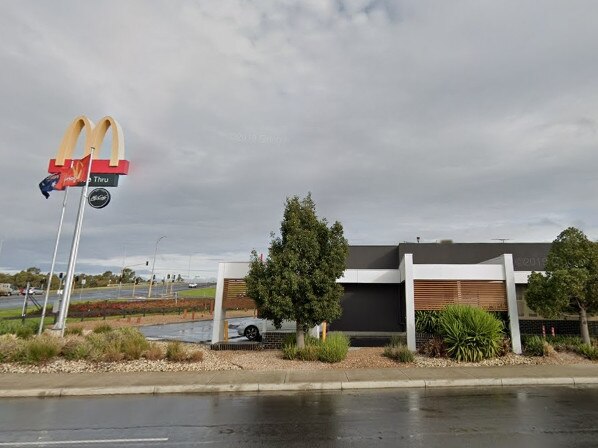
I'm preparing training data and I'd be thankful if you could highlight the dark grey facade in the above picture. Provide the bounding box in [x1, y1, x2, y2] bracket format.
[346, 246, 399, 270]
[332, 242, 552, 335]
[399, 243, 550, 271]
[330, 284, 405, 332]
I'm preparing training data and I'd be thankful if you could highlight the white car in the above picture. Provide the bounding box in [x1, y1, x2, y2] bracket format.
[235, 318, 296, 341]
[188, 283, 198, 288]
[20, 287, 42, 295]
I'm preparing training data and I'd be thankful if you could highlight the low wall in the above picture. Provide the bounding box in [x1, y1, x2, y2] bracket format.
[519, 319, 598, 336]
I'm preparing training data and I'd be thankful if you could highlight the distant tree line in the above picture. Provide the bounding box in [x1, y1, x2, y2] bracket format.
[0, 267, 142, 290]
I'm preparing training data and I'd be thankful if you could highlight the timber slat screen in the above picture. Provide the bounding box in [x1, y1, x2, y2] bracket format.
[414, 280, 507, 311]
[223, 279, 256, 310]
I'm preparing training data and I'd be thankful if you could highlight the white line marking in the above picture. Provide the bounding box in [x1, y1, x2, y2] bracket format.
[0, 438, 168, 446]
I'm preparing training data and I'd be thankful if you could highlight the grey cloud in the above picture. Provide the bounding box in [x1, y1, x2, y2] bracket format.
[1, 0, 597, 276]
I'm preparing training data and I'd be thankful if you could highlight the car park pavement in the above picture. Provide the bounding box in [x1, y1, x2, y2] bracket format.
[0, 364, 597, 398]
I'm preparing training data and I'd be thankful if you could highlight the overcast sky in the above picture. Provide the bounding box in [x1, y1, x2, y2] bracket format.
[1, 1, 597, 279]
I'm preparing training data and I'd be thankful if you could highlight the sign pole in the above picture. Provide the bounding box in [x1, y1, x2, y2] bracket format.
[38, 188, 69, 335]
[21, 282, 30, 323]
[55, 147, 95, 336]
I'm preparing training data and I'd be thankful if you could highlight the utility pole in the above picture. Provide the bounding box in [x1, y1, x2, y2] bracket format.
[147, 236, 166, 299]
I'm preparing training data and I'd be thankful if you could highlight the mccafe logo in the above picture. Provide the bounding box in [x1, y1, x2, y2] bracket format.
[88, 188, 111, 209]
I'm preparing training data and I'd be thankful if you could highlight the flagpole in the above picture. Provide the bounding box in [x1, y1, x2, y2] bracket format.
[38, 188, 69, 335]
[55, 148, 95, 336]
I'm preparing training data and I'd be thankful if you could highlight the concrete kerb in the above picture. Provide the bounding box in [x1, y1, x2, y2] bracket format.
[500, 377, 575, 386]
[573, 376, 598, 385]
[1, 376, 597, 398]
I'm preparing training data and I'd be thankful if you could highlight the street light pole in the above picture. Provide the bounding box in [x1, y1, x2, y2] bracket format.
[147, 236, 166, 299]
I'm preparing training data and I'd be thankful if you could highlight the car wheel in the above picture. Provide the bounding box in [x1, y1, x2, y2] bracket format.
[244, 325, 260, 341]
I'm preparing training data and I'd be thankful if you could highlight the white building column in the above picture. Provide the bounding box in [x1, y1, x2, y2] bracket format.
[401, 254, 416, 351]
[211, 263, 226, 344]
[502, 254, 522, 354]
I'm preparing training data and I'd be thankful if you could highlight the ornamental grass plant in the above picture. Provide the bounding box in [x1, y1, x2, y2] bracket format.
[282, 332, 350, 363]
[438, 305, 504, 362]
[317, 333, 350, 363]
[383, 344, 414, 363]
[17, 335, 62, 365]
[0, 320, 37, 338]
[522, 335, 550, 357]
[61, 336, 92, 361]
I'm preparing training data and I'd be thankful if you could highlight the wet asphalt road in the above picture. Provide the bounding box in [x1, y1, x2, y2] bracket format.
[1, 387, 597, 447]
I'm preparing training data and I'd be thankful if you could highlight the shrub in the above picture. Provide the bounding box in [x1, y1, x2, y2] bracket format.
[15, 325, 35, 339]
[577, 344, 598, 360]
[317, 332, 349, 363]
[93, 323, 113, 334]
[282, 333, 297, 346]
[85, 332, 110, 361]
[389, 334, 406, 347]
[102, 331, 126, 362]
[0, 320, 38, 338]
[61, 336, 92, 360]
[383, 344, 414, 363]
[418, 336, 447, 358]
[65, 326, 84, 336]
[523, 336, 550, 356]
[415, 310, 442, 334]
[282, 343, 298, 360]
[187, 350, 204, 362]
[166, 341, 187, 362]
[281, 333, 349, 363]
[297, 344, 320, 361]
[0, 334, 23, 362]
[498, 337, 512, 357]
[438, 305, 504, 362]
[143, 343, 164, 360]
[117, 327, 149, 360]
[102, 344, 125, 362]
[18, 335, 62, 365]
[546, 335, 583, 352]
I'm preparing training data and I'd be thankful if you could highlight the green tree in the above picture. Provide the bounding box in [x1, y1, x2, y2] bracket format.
[121, 268, 135, 283]
[526, 227, 598, 344]
[245, 194, 348, 348]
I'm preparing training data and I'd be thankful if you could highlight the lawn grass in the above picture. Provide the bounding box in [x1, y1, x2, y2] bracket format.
[0, 307, 22, 319]
[177, 287, 216, 298]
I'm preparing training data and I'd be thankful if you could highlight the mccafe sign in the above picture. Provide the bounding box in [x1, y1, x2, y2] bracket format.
[88, 188, 111, 209]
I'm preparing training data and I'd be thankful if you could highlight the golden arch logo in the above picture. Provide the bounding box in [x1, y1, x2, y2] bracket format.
[48, 115, 129, 176]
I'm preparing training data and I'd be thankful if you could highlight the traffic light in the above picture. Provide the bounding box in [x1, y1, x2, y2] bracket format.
[146, 261, 149, 266]
[59, 273, 63, 279]
[167, 274, 170, 279]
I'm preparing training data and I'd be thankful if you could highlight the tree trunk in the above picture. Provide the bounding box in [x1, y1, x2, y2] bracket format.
[579, 307, 591, 345]
[296, 320, 305, 349]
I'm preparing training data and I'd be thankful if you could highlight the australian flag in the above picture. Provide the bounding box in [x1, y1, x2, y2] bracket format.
[39, 173, 61, 199]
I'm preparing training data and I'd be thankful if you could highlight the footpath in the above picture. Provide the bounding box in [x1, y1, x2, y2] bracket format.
[0, 364, 597, 398]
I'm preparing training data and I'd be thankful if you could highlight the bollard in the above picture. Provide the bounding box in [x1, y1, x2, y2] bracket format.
[224, 320, 229, 342]
[322, 321, 327, 341]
